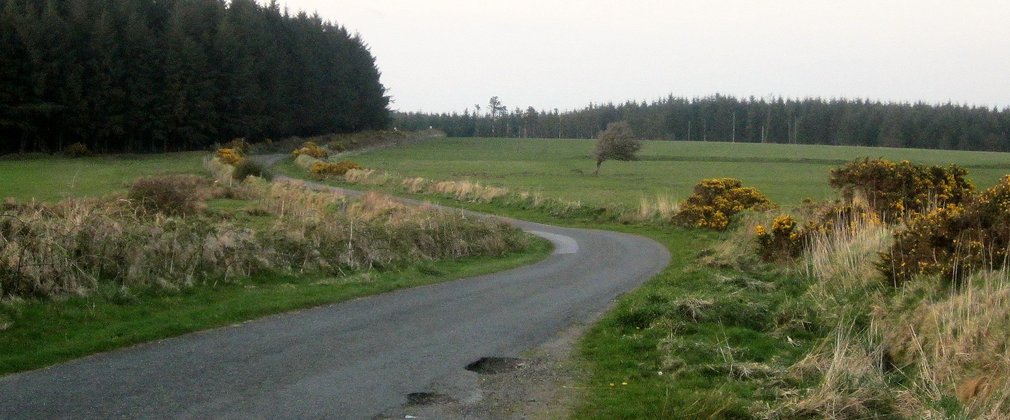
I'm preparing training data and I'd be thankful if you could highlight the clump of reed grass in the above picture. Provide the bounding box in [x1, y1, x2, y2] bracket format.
[620, 194, 679, 223]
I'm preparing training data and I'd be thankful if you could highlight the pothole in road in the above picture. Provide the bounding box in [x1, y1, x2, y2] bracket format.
[406, 392, 456, 406]
[465, 357, 527, 374]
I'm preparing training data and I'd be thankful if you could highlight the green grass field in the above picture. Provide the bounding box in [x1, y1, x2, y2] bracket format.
[351, 138, 1010, 206]
[0, 152, 207, 202]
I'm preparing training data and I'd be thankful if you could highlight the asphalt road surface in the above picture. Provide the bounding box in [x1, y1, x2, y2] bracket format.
[0, 173, 670, 419]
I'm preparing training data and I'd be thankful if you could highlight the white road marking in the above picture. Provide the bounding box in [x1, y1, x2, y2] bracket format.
[526, 230, 579, 255]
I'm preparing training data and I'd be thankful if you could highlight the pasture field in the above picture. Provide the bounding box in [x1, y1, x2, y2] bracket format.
[320, 138, 1010, 417]
[0, 152, 207, 202]
[350, 138, 1010, 206]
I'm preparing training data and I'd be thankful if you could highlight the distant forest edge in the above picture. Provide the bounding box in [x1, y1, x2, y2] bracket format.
[0, 0, 389, 155]
[395, 95, 1010, 152]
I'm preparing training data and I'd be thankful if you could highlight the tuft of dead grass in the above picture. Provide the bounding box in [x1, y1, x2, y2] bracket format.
[778, 325, 899, 419]
[635, 194, 680, 222]
[803, 213, 893, 319]
[880, 271, 1010, 417]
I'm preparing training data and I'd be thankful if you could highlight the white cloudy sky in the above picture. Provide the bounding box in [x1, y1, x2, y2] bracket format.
[278, 0, 1010, 113]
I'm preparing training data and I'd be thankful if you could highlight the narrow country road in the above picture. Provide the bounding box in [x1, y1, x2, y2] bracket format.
[0, 161, 670, 419]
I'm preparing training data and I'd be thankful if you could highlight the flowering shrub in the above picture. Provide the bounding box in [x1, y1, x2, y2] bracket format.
[880, 176, 1010, 286]
[216, 147, 244, 165]
[222, 138, 250, 153]
[63, 142, 90, 157]
[674, 178, 774, 230]
[309, 160, 363, 178]
[755, 215, 806, 262]
[293, 141, 329, 159]
[829, 158, 973, 221]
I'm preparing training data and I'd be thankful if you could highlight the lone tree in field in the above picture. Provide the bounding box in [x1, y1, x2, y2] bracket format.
[593, 121, 640, 175]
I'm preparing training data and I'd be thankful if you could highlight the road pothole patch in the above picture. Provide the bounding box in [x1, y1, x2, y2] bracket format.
[465, 357, 527, 374]
[406, 392, 456, 406]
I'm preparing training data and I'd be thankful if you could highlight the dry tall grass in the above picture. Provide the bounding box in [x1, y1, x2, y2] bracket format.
[337, 169, 588, 216]
[782, 325, 896, 418]
[803, 213, 893, 318]
[630, 194, 680, 223]
[293, 153, 320, 170]
[344, 168, 390, 185]
[204, 156, 235, 186]
[882, 271, 1010, 417]
[774, 207, 1010, 418]
[0, 175, 529, 300]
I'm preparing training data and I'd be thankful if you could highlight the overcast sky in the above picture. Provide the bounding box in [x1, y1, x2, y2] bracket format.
[278, 0, 1010, 113]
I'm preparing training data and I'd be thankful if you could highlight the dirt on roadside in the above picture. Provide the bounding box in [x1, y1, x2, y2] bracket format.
[377, 320, 594, 420]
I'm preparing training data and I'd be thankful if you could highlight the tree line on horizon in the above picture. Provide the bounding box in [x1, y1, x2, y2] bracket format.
[0, 0, 390, 155]
[394, 94, 1010, 152]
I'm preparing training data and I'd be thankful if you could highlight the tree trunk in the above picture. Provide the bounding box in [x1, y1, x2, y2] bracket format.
[593, 159, 602, 176]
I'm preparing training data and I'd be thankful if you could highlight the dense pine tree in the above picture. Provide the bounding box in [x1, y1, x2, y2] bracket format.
[0, 0, 390, 154]
[395, 95, 1010, 152]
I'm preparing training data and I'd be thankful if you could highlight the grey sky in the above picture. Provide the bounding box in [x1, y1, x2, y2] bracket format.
[279, 0, 1010, 113]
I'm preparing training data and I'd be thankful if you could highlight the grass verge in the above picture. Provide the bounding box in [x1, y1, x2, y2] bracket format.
[0, 238, 551, 375]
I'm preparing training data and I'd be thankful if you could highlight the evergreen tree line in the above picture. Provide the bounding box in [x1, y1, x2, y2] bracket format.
[394, 94, 1010, 152]
[0, 0, 389, 154]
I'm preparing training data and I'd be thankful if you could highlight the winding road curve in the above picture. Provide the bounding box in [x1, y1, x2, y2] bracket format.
[0, 164, 670, 419]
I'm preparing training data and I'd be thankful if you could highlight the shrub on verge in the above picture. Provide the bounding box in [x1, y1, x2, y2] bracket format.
[674, 178, 774, 230]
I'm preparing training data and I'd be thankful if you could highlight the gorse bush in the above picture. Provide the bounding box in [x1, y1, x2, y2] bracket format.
[674, 178, 774, 230]
[222, 138, 250, 153]
[880, 175, 1010, 286]
[216, 147, 244, 166]
[755, 215, 806, 262]
[310, 160, 362, 178]
[293, 141, 329, 159]
[829, 158, 974, 221]
[128, 175, 209, 216]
